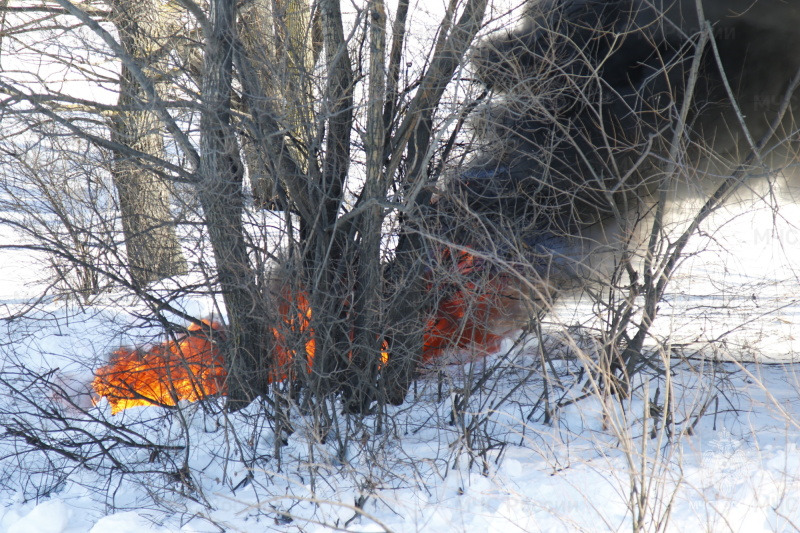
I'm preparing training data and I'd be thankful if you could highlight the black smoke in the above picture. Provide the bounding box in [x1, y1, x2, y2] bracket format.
[442, 0, 800, 285]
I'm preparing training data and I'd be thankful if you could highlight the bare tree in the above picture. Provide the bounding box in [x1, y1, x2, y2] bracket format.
[0, 0, 495, 413]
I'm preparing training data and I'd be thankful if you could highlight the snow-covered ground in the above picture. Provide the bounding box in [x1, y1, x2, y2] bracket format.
[2, 198, 800, 533]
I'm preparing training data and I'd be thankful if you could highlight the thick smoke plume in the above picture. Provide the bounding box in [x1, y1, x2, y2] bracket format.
[446, 0, 800, 290]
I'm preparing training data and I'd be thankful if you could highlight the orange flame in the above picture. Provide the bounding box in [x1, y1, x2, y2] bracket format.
[93, 252, 524, 412]
[92, 321, 226, 414]
[421, 251, 524, 363]
[271, 288, 316, 381]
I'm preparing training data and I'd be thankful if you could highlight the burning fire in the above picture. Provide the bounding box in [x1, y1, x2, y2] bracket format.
[271, 288, 316, 382]
[421, 251, 524, 363]
[92, 321, 226, 414]
[93, 251, 526, 413]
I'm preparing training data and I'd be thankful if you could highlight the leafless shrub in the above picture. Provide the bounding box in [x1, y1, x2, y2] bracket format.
[1, 0, 800, 530]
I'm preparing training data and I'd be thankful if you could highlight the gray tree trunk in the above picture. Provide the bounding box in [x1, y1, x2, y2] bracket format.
[108, 0, 187, 287]
[240, 0, 318, 207]
[200, 0, 274, 408]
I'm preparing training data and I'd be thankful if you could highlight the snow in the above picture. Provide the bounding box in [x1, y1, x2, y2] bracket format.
[3, 194, 800, 532]
[0, 366, 799, 532]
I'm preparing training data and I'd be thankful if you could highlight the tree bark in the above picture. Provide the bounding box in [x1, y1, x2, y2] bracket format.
[302, 0, 355, 401]
[108, 0, 187, 287]
[200, 0, 273, 408]
[346, 0, 387, 411]
[241, 0, 319, 207]
[239, 0, 279, 207]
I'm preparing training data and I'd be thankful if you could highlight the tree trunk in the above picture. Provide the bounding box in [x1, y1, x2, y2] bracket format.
[346, 0, 387, 412]
[382, 0, 489, 404]
[108, 0, 187, 287]
[200, 0, 274, 408]
[239, 0, 279, 207]
[241, 0, 319, 207]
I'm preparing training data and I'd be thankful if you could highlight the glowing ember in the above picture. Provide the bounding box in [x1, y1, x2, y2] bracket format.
[93, 252, 525, 412]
